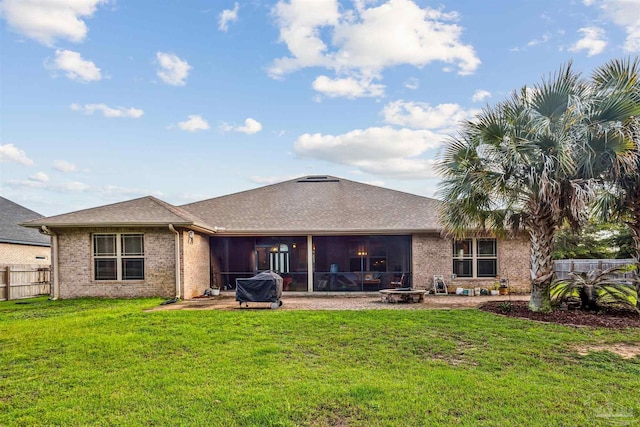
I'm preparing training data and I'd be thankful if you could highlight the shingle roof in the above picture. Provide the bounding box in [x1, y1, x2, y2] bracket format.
[180, 176, 443, 234]
[0, 196, 50, 246]
[22, 177, 443, 235]
[21, 196, 215, 232]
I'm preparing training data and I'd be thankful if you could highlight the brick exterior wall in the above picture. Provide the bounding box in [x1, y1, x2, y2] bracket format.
[180, 230, 211, 299]
[497, 236, 531, 291]
[411, 233, 531, 293]
[49, 226, 531, 299]
[0, 242, 51, 265]
[53, 227, 176, 298]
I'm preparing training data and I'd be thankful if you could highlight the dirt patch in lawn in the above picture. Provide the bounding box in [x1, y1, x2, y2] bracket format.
[574, 343, 640, 359]
[480, 300, 640, 328]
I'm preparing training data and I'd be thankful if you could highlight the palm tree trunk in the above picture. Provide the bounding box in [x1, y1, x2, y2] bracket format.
[528, 213, 555, 313]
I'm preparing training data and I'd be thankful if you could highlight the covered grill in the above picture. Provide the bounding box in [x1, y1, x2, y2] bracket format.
[236, 271, 283, 309]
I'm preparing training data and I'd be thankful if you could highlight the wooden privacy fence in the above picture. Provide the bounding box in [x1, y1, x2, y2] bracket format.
[553, 259, 635, 280]
[0, 264, 51, 301]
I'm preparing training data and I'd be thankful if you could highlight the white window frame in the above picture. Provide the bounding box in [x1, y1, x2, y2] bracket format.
[93, 233, 144, 281]
[452, 238, 498, 278]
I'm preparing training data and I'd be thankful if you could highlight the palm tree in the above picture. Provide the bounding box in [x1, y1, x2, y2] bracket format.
[552, 265, 638, 312]
[438, 62, 637, 312]
[590, 58, 640, 307]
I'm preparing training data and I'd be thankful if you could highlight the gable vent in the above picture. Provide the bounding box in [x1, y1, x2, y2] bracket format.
[297, 176, 339, 183]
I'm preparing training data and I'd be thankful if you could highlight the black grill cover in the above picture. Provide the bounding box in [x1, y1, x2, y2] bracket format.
[236, 271, 283, 303]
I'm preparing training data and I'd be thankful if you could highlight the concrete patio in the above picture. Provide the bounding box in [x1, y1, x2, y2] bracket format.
[150, 292, 531, 311]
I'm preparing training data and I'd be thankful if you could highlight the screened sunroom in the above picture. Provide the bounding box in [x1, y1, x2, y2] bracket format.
[210, 235, 412, 292]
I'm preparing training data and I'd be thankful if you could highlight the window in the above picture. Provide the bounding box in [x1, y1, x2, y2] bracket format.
[453, 238, 497, 278]
[93, 234, 144, 280]
[476, 239, 497, 277]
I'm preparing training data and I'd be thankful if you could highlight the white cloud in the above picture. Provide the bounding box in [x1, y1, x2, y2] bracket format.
[269, 0, 339, 77]
[569, 26, 607, 56]
[0, 0, 106, 46]
[29, 171, 49, 182]
[156, 52, 191, 86]
[355, 158, 439, 179]
[404, 78, 419, 90]
[5, 179, 90, 192]
[53, 160, 77, 173]
[70, 103, 144, 118]
[178, 115, 210, 132]
[5, 179, 163, 199]
[219, 2, 239, 32]
[382, 100, 478, 132]
[221, 118, 263, 134]
[237, 118, 262, 134]
[601, 0, 640, 51]
[291, 99, 476, 178]
[312, 75, 385, 98]
[4, 179, 43, 189]
[583, 1, 640, 51]
[0, 144, 34, 166]
[293, 126, 442, 179]
[60, 181, 90, 192]
[269, 0, 480, 96]
[527, 33, 552, 47]
[48, 49, 101, 82]
[471, 89, 491, 103]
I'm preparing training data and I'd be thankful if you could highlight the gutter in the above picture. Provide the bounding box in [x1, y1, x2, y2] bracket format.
[205, 229, 442, 236]
[21, 221, 219, 235]
[0, 239, 51, 247]
[39, 226, 58, 300]
[168, 225, 181, 299]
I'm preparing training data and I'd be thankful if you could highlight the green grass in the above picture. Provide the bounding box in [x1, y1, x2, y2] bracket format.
[1, 297, 639, 426]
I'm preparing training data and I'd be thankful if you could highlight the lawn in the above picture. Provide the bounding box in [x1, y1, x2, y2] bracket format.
[1, 298, 639, 426]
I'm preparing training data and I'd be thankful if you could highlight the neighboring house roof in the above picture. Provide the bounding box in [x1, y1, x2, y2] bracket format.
[21, 196, 217, 233]
[180, 176, 443, 234]
[0, 196, 51, 246]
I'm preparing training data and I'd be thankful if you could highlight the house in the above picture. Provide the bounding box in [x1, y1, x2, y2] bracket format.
[0, 196, 51, 265]
[21, 176, 530, 299]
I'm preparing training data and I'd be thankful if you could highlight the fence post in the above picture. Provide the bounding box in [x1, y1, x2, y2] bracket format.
[6, 266, 10, 301]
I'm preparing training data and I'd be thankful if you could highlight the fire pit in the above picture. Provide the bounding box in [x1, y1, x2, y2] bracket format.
[379, 288, 425, 303]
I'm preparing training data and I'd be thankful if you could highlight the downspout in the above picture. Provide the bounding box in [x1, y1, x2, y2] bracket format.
[169, 225, 181, 299]
[40, 226, 59, 300]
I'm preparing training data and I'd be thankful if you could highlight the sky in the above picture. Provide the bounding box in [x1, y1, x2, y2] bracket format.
[1, 0, 639, 216]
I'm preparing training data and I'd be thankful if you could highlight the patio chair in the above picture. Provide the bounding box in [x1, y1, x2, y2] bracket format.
[390, 274, 407, 289]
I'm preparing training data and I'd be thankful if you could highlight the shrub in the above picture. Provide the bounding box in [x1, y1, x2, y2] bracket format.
[551, 265, 639, 312]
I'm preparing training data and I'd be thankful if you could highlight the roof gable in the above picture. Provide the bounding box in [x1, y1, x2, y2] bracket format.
[21, 196, 214, 232]
[180, 176, 442, 233]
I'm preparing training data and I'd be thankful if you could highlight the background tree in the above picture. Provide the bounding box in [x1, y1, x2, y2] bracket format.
[553, 221, 635, 260]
